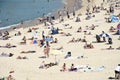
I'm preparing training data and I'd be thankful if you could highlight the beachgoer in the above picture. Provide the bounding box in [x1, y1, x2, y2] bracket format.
[108, 37, 112, 44]
[101, 31, 106, 42]
[7, 75, 15, 80]
[107, 46, 114, 50]
[109, 26, 116, 32]
[64, 52, 71, 59]
[77, 27, 82, 32]
[69, 63, 77, 71]
[39, 61, 45, 69]
[84, 42, 94, 49]
[60, 63, 67, 72]
[43, 46, 50, 58]
[114, 64, 120, 79]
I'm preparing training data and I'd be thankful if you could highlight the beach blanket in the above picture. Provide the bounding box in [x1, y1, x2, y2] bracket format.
[111, 15, 119, 22]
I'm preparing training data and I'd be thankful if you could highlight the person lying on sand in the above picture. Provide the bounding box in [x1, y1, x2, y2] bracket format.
[52, 46, 63, 50]
[60, 32, 72, 36]
[39, 61, 58, 69]
[101, 46, 114, 50]
[0, 43, 16, 48]
[0, 53, 14, 57]
[21, 50, 36, 53]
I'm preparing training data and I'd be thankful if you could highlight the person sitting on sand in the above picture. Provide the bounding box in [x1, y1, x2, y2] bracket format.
[106, 46, 114, 50]
[77, 27, 82, 32]
[108, 37, 113, 44]
[69, 63, 77, 71]
[16, 56, 28, 59]
[27, 28, 32, 32]
[90, 24, 96, 30]
[22, 36, 26, 41]
[64, 52, 71, 59]
[109, 26, 116, 32]
[81, 36, 87, 42]
[96, 34, 101, 42]
[6, 43, 11, 48]
[51, 38, 58, 43]
[84, 42, 94, 49]
[39, 61, 45, 69]
[60, 63, 67, 72]
[7, 75, 15, 80]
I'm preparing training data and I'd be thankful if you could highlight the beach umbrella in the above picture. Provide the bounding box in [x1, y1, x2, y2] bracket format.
[99, 33, 110, 38]
[117, 23, 120, 29]
[50, 50, 63, 61]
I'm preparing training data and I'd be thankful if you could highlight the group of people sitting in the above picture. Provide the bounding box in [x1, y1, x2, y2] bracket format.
[1, 31, 10, 40]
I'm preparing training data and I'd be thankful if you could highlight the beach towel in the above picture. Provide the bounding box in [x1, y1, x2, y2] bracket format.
[111, 15, 119, 22]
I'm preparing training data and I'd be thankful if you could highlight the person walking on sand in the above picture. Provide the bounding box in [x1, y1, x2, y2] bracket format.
[44, 46, 50, 58]
[114, 64, 120, 79]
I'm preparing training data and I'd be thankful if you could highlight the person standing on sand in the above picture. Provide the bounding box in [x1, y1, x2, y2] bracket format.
[44, 46, 50, 58]
[114, 64, 120, 79]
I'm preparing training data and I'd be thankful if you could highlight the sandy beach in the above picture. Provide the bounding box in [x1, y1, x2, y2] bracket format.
[0, 0, 120, 80]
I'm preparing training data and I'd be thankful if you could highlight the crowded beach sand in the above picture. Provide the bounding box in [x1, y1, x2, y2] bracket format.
[0, 0, 120, 80]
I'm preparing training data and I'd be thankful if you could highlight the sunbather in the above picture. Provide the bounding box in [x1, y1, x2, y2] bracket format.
[21, 50, 36, 53]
